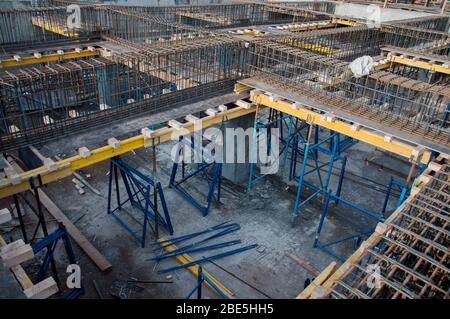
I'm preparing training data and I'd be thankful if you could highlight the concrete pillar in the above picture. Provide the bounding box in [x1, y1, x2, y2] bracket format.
[221, 112, 255, 185]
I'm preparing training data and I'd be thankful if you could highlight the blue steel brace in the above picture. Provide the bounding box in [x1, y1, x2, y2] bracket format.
[31, 223, 84, 299]
[313, 191, 385, 262]
[381, 177, 409, 216]
[186, 266, 230, 299]
[290, 127, 348, 223]
[169, 136, 222, 216]
[107, 157, 173, 248]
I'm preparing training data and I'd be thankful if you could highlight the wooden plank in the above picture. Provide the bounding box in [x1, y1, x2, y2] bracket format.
[8, 159, 112, 272]
[0, 235, 33, 290]
[296, 261, 336, 299]
[23, 277, 58, 299]
[158, 236, 233, 298]
[1, 244, 34, 268]
[0, 239, 25, 255]
[286, 253, 320, 276]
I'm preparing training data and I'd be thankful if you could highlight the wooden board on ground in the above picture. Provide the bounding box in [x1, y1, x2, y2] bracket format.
[8, 159, 112, 272]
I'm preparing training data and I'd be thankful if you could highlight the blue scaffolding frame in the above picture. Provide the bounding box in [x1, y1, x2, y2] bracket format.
[290, 124, 348, 222]
[169, 136, 222, 216]
[107, 157, 173, 248]
[32, 223, 84, 299]
[186, 265, 230, 299]
[313, 191, 385, 262]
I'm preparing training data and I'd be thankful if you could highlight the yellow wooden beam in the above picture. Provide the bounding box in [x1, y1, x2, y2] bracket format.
[296, 261, 336, 299]
[331, 18, 363, 27]
[387, 55, 450, 75]
[31, 17, 79, 37]
[281, 39, 338, 54]
[0, 105, 257, 199]
[158, 236, 233, 298]
[275, 22, 338, 32]
[0, 50, 99, 68]
[250, 93, 431, 164]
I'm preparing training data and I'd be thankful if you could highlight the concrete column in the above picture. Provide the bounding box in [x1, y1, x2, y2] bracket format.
[221, 112, 255, 185]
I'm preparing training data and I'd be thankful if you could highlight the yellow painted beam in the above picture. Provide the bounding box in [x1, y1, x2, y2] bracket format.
[275, 22, 338, 32]
[158, 236, 233, 298]
[387, 55, 450, 75]
[296, 261, 336, 299]
[281, 39, 338, 54]
[331, 18, 363, 27]
[250, 93, 431, 164]
[31, 17, 79, 37]
[0, 50, 99, 68]
[0, 105, 257, 199]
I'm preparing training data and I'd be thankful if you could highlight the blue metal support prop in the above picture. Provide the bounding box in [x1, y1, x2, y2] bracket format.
[290, 124, 348, 222]
[149, 221, 234, 251]
[169, 136, 222, 216]
[186, 266, 230, 299]
[107, 157, 173, 248]
[381, 177, 408, 216]
[149, 222, 241, 259]
[313, 191, 385, 262]
[158, 244, 258, 274]
[32, 223, 84, 299]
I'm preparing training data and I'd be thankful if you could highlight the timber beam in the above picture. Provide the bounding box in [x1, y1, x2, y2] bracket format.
[0, 48, 99, 68]
[248, 91, 432, 164]
[0, 104, 256, 199]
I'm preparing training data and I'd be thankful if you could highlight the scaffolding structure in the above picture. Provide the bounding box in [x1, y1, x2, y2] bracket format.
[0, 1, 449, 300]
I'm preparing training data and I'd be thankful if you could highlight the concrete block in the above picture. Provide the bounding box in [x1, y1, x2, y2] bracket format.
[33, 53, 42, 59]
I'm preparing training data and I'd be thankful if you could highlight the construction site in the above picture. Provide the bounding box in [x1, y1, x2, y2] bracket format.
[0, 0, 449, 301]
